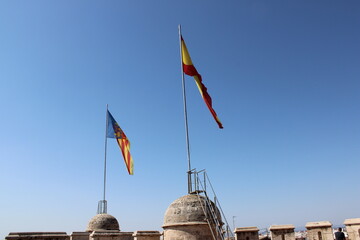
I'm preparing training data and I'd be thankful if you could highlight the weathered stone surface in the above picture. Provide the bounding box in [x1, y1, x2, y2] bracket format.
[269, 225, 295, 231]
[269, 225, 295, 240]
[234, 227, 259, 240]
[345, 218, 360, 225]
[163, 226, 215, 240]
[86, 214, 120, 232]
[70, 232, 90, 240]
[344, 218, 360, 240]
[90, 231, 133, 240]
[305, 221, 333, 240]
[132, 231, 161, 240]
[6, 232, 69, 240]
[305, 221, 332, 229]
[163, 194, 222, 240]
[163, 194, 221, 227]
[235, 227, 259, 232]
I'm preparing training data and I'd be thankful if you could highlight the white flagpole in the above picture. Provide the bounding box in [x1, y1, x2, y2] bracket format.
[178, 25, 192, 194]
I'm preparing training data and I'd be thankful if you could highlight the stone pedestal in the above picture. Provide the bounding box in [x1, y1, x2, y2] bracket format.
[269, 225, 295, 240]
[234, 227, 259, 240]
[6, 232, 70, 240]
[305, 221, 333, 240]
[90, 231, 133, 240]
[71, 232, 90, 240]
[344, 218, 360, 240]
[132, 231, 161, 240]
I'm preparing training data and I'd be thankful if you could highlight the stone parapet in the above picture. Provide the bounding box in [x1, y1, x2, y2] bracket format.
[305, 221, 333, 240]
[70, 232, 90, 240]
[269, 225, 295, 231]
[90, 231, 133, 240]
[132, 231, 161, 240]
[345, 219, 360, 225]
[234, 227, 259, 240]
[269, 225, 295, 240]
[344, 218, 360, 240]
[6, 232, 70, 240]
[235, 227, 260, 232]
[305, 222, 332, 229]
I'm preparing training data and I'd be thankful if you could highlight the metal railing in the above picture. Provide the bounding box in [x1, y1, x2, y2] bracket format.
[189, 169, 234, 240]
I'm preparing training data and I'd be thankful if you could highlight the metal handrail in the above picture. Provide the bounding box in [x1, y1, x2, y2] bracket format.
[192, 170, 234, 240]
[204, 172, 234, 238]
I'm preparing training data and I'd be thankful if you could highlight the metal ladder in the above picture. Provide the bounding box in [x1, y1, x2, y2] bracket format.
[189, 169, 234, 240]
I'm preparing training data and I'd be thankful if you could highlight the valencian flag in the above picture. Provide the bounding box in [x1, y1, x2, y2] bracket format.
[106, 110, 134, 175]
[181, 36, 223, 129]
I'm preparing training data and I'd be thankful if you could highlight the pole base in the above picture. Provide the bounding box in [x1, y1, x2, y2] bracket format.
[97, 200, 107, 214]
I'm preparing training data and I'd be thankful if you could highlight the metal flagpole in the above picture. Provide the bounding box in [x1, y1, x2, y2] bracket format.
[103, 104, 109, 202]
[178, 25, 192, 194]
[98, 104, 109, 214]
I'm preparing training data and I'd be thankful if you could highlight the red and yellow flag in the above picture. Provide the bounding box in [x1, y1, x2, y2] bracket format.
[181, 36, 223, 129]
[107, 110, 134, 175]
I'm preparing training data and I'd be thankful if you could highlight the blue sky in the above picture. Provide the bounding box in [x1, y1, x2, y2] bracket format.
[1, 0, 359, 238]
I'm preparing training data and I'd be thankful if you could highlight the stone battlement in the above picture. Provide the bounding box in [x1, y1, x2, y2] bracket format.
[5, 218, 360, 240]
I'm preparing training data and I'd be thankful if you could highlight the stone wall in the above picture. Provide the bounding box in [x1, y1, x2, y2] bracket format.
[234, 227, 259, 240]
[90, 231, 133, 240]
[71, 232, 90, 240]
[132, 231, 161, 240]
[163, 223, 215, 240]
[305, 221, 333, 240]
[269, 225, 295, 240]
[344, 218, 360, 240]
[6, 217, 360, 240]
[6, 232, 69, 240]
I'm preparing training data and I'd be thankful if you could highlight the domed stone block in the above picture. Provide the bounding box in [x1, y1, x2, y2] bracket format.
[163, 194, 222, 240]
[86, 214, 120, 232]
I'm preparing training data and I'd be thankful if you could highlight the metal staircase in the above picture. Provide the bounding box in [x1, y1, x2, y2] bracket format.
[189, 169, 234, 240]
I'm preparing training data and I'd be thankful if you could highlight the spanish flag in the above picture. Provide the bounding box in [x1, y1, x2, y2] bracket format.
[181, 36, 223, 129]
[106, 110, 134, 175]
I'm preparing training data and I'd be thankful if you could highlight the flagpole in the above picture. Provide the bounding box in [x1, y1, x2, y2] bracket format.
[103, 104, 109, 202]
[98, 104, 109, 214]
[179, 25, 192, 194]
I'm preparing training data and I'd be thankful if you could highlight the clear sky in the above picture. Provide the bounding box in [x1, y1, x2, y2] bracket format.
[0, 0, 359, 239]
